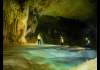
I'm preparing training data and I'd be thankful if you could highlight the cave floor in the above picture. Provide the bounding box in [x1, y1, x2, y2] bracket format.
[3, 44, 97, 70]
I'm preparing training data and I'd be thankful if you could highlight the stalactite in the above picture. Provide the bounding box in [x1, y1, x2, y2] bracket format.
[5, 20, 7, 43]
[14, 18, 17, 36]
[25, 27, 31, 36]
[8, 24, 11, 43]
[3, 11, 6, 36]
[3, 22, 6, 43]
[6, 24, 10, 43]
[3, 0, 35, 43]
[16, 11, 21, 41]
[9, 9, 11, 25]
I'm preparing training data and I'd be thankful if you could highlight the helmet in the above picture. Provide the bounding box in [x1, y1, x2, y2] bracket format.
[85, 38, 88, 40]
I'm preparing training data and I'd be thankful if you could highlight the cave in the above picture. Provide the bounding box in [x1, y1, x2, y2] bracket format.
[3, 0, 97, 70]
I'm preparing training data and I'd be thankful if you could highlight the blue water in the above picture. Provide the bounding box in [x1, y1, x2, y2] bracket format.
[3, 45, 97, 70]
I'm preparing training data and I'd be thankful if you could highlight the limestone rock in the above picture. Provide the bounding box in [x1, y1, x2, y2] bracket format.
[70, 57, 97, 70]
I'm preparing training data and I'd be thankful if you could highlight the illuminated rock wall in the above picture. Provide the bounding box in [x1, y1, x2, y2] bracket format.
[3, 0, 29, 44]
[70, 57, 97, 70]
[3, 0, 97, 46]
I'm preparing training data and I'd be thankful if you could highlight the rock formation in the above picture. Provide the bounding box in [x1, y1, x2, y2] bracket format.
[3, 0, 97, 48]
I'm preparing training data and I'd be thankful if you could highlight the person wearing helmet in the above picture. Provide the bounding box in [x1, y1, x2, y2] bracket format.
[60, 37, 64, 47]
[85, 38, 90, 48]
[37, 33, 41, 45]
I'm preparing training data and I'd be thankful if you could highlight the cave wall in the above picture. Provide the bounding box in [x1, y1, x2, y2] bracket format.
[36, 15, 97, 49]
[3, 0, 32, 44]
[36, 16, 85, 45]
[3, 0, 97, 49]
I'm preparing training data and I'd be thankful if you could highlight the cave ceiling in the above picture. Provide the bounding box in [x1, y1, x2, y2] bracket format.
[32, 0, 97, 21]
[3, 0, 97, 21]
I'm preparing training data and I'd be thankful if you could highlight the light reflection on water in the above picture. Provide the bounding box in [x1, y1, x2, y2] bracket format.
[3, 46, 97, 70]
